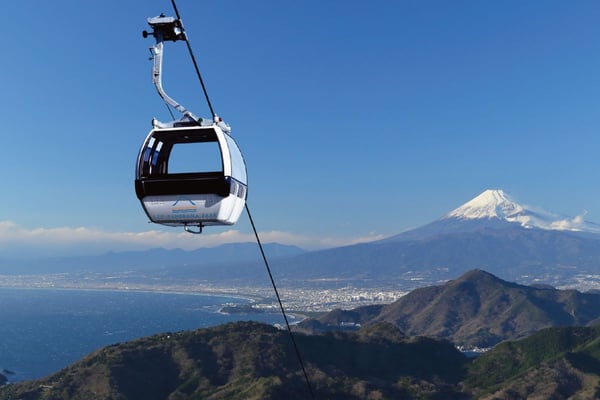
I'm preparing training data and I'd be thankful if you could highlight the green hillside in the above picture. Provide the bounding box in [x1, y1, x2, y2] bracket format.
[0, 321, 468, 400]
[465, 326, 600, 398]
[4, 322, 600, 399]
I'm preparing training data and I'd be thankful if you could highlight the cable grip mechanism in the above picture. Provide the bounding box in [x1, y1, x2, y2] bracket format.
[143, 14, 193, 118]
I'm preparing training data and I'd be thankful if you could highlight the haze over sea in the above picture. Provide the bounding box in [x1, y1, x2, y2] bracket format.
[0, 288, 286, 382]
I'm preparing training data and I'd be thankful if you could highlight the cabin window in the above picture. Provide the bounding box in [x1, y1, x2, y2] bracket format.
[225, 135, 247, 184]
[167, 141, 223, 174]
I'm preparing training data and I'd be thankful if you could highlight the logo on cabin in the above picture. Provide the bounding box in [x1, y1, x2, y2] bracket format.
[171, 198, 198, 214]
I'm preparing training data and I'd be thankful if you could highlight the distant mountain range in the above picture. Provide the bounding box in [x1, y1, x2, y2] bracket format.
[297, 269, 600, 348]
[0, 243, 305, 274]
[4, 189, 600, 290]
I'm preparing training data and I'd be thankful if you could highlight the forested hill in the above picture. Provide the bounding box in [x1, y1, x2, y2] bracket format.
[3, 322, 600, 399]
[0, 321, 467, 399]
[465, 325, 600, 398]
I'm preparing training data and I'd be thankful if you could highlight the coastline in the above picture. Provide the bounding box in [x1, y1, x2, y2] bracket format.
[0, 284, 309, 323]
[0, 272, 404, 313]
[0, 288, 291, 383]
[0, 279, 268, 304]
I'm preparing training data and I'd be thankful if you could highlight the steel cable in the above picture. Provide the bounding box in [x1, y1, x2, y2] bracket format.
[170, 0, 217, 118]
[245, 204, 316, 399]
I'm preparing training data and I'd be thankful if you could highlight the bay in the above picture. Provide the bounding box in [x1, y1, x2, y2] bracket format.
[0, 288, 286, 382]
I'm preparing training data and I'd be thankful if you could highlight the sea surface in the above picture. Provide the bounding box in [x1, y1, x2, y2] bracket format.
[0, 288, 286, 382]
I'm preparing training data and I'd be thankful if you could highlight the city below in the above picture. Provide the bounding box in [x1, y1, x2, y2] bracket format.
[0, 269, 599, 313]
[0, 272, 405, 313]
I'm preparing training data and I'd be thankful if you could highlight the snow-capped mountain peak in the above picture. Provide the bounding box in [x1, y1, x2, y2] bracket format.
[446, 189, 523, 220]
[444, 189, 600, 233]
[380, 189, 600, 243]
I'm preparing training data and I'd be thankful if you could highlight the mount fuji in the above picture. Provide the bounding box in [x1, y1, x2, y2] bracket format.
[447, 189, 600, 233]
[381, 189, 600, 242]
[268, 189, 600, 288]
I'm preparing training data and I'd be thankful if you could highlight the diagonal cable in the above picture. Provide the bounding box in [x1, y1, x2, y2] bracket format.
[170, 0, 217, 117]
[245, 204, 316, 399]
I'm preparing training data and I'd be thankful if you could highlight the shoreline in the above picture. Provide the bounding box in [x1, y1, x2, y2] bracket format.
[0, 290, 298, 384]
[0, 284, 310, 321]
[0, 282, 268, 304]
[0, 273, 404, 313]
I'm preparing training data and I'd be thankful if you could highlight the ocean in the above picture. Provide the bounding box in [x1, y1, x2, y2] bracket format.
[0, 288, 286, 382]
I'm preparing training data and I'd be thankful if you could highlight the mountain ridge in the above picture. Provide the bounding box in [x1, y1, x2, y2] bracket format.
[300, 269, 600, 347]
[0, 242, 305, 275]
[4, 316, 600, 398]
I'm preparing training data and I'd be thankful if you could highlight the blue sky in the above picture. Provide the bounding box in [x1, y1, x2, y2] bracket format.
[2, 1, 600, 257]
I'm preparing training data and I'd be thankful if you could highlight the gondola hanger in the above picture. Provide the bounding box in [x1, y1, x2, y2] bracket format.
[135, 13, 247, 234]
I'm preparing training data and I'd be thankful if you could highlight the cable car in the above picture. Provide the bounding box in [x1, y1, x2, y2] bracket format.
[135, 14, 247, 234]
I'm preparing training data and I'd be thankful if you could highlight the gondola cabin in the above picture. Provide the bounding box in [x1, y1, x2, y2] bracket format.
[135, 122, 247, 233]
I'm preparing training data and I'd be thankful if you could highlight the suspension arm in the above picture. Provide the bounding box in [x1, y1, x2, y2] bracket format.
[143, 15, 190, 116]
